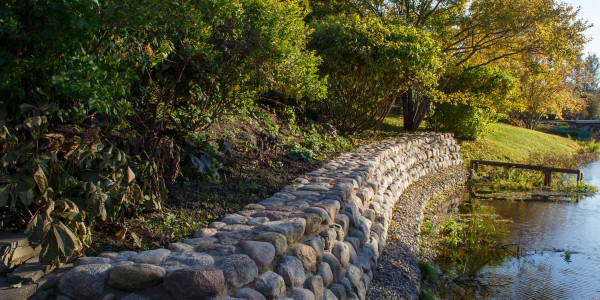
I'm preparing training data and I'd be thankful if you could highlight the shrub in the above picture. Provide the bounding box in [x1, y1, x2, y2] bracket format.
[0, 0, 324, 263]
[308, 15, 441, 134]
[427, 102, 497, 140]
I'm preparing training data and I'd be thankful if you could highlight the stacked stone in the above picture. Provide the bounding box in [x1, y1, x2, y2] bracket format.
[50, 133, 462, 300]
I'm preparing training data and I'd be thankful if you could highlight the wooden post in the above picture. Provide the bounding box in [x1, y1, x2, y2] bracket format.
[544, 171, 552, 186]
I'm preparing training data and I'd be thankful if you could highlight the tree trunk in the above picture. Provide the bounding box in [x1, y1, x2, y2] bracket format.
[402, 87, 431, 131]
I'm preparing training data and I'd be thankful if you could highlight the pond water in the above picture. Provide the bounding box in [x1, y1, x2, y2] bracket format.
[444, 161, 600, 299]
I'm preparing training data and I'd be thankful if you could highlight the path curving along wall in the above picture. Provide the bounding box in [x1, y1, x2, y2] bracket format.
[52, 133, 463, 300]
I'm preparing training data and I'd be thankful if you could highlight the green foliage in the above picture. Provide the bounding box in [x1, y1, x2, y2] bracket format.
[1, 122, 165, 263]
[286, 143, 316, 161]
[0, 0, 325, 264]
[427, 103, 497, 140]
[418, 260, 439, 285]
[308, 14, 441, 134]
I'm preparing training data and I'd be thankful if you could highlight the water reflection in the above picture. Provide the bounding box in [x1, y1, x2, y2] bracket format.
[439, 160, 600, 299]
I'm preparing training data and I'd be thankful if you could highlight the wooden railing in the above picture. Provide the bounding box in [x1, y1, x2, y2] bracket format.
[470, 159, 583, 186]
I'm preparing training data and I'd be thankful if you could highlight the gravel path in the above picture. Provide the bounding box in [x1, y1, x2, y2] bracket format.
[367, 166, 467, 299]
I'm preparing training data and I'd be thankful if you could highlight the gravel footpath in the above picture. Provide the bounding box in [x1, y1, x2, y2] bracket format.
[367, 166, 468, 299]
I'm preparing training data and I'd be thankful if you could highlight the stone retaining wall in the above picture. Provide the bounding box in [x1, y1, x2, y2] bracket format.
[50, 133, 463, 300]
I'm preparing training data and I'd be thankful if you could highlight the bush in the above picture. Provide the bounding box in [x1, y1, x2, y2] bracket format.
[308, 15, 441, 134]
[427, 102, 496, 140]
[0, 0, 324, 263]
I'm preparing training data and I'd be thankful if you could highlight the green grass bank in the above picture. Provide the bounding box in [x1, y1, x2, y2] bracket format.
[459, 123, 582, 164]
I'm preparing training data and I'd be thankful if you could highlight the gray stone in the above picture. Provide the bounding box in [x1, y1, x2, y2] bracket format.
[108, 263, 165, 291]
[334, 214, 349, 235]
[164, 267, 225, 299]
[317, 262, 333, 287]
[236, 287, 266, 300]
[194, 243, 236, 256]
[319, 228, 337, 251]
[299, 213, 322, 236]
[168, 242, 194, 252]
[209, 221, 227, 229]
[344, 237, 360, 252]
[322, 253, 343, 282]
[217, 254, 258, 289]
[255, 232, 288, 255]
[305, 237, 325, 260]
[132, 248, 171, 264]
[121, 294, 149, 300]
[183, 237, 218, 245]
[277, 256, 306, 287]
[74, 257, 112, 266]
[329, 284, 346, 300]
[287, 244, 317, 272]
[165, 251, 214, 267]
[305, 207, 331, 225]
[323, 289, 339, 300]
[251, 210, 290, 221]
[245, 203, 266, 211]
[345, 264, 361, 287]
[255, 271, 286, 299]
[193, 228, 218, 238]
[304, 275, 324, 300]
[7, 261, 55, 284]
[291, 288, 315, 300]
[248, 217, 270, 226]
[332, 242, 350, 267]
[221, 214, 251, 225]
[114, 251, 138, 262]
[340, 277, 352, 294]
[241, 240, 276, 272]
[331, 224, 345, 241]
[58, 264, 111, 299]
[344, 242, 357, 264]
[259, 218, 306, 243]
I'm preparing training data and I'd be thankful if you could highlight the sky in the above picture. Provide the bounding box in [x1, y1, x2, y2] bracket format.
[563, 0, 600, 57]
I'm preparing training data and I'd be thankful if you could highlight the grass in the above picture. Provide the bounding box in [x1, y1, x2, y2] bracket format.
[460, 123, 581, 164]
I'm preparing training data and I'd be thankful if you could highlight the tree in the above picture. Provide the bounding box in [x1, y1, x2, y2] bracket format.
[307, 15, 441, 134]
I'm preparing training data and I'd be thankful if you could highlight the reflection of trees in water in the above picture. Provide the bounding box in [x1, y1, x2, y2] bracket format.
[436, 199, 513, 297]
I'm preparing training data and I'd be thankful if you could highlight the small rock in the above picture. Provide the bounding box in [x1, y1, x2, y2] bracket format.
[221, 214, 251, 225]
[345, 264, 362, 287]
[277, 256, 306, 287]
[332, 242, 350, 267]
[305, 207, 331, 224]
[304, 275, 324, 300]
[193, 228, 217, 238]
[236, 287, 266, 300]
[194, 243, 236, 256]
[58, 264, 111, 299]
[259, 218, 306, 243]
[322, 253, 343, 282]
[329, 284, 346, 300]
[132, 249, 171, 265]
[74, 257, 111, 266]
[217, 254, 258, 289]
[254, 232, 288, 255]
[291, 288, 315, 300]
[245, 203, 266, 211]
[345, 242, 357, 264]
[168, 242, 194, 252]
[107, 263, 165, 291]
[183, 237, 218, 246]
[323, 289, 339, 300]
[317, 262, 333, 287]
[255, 271, 286, 299]
[319, 228, 337, 251]
[241, 240, 276, 272]
[209, 221, 227, 229]
[165, 251, 214, 267]
[287, 244, 317, 272]
[164, 267, 225, 299]
[305, 237, 325, 260]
